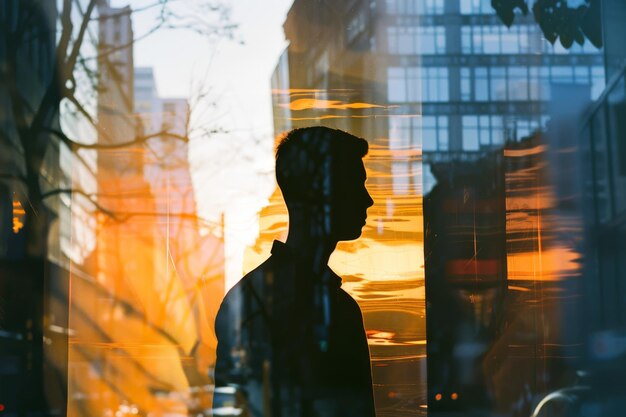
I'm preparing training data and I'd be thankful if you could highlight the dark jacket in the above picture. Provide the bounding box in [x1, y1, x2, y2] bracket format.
[214, 241, 376, 417]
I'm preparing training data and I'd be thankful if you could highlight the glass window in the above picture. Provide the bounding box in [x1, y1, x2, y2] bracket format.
[406, 67, 422, 101]
[475, 67, 489, 101]
[388, 26, 446, 54]
[552, 66, 574, 84]
[389, 116, 412, 150]
[462, 24, 535, 54]
[509, 66, 528, 100]
[387, 67, 448, 102]
[462, 115, 480, 150]
[591, 66, 606, 100]
[575, 66, 590, 85]
[423, 116, 438, 151]
[529, 66, 541, 100]
[387, 0, 444, 15]
[461, 26, 471, 53]
[461, 0, 493, 14]
[461, 67, 471, 101]
[421, 116, 449, 151]
[492, 116, 504, 144]
[490, 67, 507, 100]
[388, 67, 407, 102]
[463, 115, 508, 148]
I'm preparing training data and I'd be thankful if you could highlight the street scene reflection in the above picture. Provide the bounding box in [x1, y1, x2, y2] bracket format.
[1, 0, 625, 416]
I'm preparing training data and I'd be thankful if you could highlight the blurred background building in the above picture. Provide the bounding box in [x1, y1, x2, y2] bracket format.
[67, 3, 226, 416]
[262, 0, 615, 416]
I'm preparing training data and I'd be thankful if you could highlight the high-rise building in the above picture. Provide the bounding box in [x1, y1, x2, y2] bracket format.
[133, 67, 226, 409]
[265, 0, 607, 415]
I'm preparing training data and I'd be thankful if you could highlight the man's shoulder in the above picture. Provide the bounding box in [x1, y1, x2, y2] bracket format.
[219, 256, 274, 307]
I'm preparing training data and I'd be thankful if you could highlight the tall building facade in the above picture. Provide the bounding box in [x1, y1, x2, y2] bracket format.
[133, 67, 226, 411]
[266, 0, 606, 415]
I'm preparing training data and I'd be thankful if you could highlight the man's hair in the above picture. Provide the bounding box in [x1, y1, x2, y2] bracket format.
[275, 127, 368, 205]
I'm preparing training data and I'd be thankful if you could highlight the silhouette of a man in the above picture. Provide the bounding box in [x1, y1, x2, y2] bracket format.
[213, 127, 375, 417]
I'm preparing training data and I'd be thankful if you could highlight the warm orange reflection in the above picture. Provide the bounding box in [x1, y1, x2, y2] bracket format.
[68, 131, 225, 416]
[12, 196, 25, 234]
[280, 98, 389, 111]
[245, 101, 427, 410]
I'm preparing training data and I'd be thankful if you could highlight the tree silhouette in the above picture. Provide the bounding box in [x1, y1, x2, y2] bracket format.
[1, 0, 235, 258]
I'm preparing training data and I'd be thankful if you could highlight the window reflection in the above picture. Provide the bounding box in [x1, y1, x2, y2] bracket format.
[386, 0, 444, 15]
[4, 0, 626, 416]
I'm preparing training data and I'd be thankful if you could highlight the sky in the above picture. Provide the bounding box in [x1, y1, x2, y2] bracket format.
[114, 0, 295, 284]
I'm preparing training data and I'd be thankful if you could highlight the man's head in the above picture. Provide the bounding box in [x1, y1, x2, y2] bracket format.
[276, 126, 373, 241]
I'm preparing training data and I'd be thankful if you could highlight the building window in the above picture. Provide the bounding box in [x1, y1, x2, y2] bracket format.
[389, 116, 417, 150]
[464, 65, 600, 102]
[490, 67, 507, 101]
[386, 0, 444, 15]
[460, 0, 494, 14]
[389, 115, 448, 152]
[551, 66, 574, 84]
[462, 115, 506, 150]
[422, 116, 449, 151]
[508, 66, 529, 100]
[387, 67, 449, 102]
[505, 117, 543, 140]
[463, 116, 480, 151]
[388, 26, 446, 55]
[462, 25, 533, 54]
[461, 67, 471, 101]
[388, 67, 407, 102]
[591, 66, 605, 100]
[475, 67, 489, 101]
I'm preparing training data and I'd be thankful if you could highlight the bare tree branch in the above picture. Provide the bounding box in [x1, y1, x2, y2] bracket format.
[40, 188, 223, 230]
[45, 126, 188, 151]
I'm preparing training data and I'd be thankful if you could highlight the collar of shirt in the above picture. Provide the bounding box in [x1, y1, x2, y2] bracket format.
[270, 240, 342, 287]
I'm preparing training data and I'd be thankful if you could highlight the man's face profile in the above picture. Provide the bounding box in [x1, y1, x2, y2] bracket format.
[331, 156, 373, 241]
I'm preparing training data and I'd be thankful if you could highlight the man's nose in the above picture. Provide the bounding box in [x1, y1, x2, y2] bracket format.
[365, 191, 374, 208]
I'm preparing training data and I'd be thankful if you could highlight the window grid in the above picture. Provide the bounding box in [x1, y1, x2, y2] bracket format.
[462, 25, 533, 54]
[387, 67, 449, 103]
[461, 65, 605, 102]
[389, 116, 449, 152]
[386, 0, 444, 15]
[388, 26, 446, 55]
[460, 0, 494, 15]
[462, 115, 509, 151]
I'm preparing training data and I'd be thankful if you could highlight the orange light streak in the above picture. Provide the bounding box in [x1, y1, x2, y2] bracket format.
[12, 198, 25, 234]
[281, 98, 391, 111]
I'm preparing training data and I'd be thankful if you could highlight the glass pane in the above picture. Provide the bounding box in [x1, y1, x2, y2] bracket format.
[4, 1, 626, 416]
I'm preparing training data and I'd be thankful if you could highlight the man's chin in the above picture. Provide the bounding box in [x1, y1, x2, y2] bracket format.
[338, 228, 364, 241]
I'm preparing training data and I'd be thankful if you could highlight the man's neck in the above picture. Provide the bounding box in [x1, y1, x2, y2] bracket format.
[284, 232, 337, 270]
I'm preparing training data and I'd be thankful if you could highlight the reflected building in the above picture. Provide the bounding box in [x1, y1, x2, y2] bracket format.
[133, 67, 227, 408]
[264, 0, 606, 415]
[68, 2, 157, 415]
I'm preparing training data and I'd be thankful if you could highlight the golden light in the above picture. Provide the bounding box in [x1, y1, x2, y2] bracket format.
[280, 98, 389, 111]
[12, 197, 25, 234]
